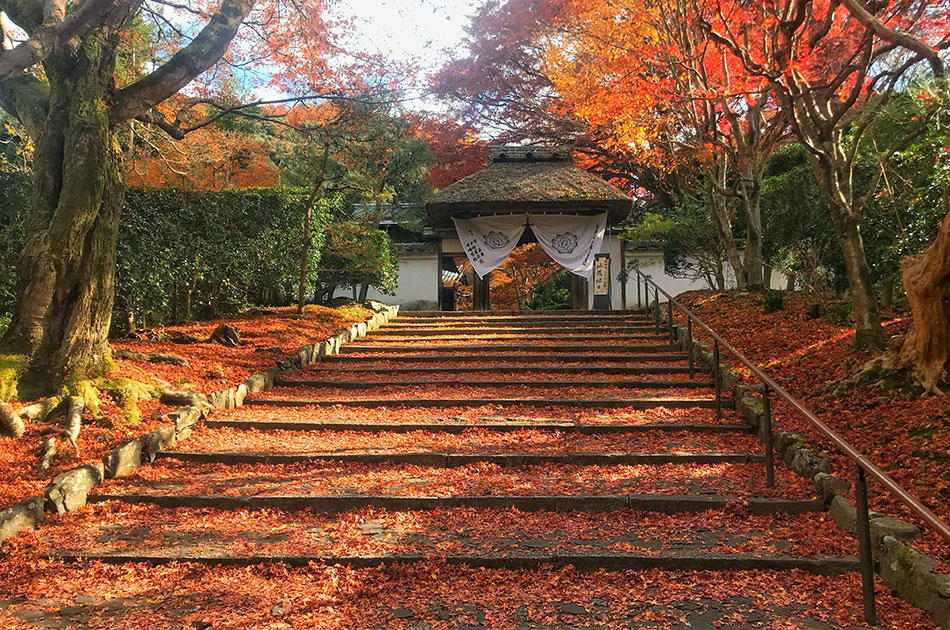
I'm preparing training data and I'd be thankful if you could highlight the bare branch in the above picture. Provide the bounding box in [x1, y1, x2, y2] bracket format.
[838, 0, 944, 76]
[110, 0, 255, 123]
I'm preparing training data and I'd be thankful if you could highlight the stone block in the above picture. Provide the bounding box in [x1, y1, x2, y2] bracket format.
[209, 388, 236, 409]
[45, 463, 105, 513]
[776, 431, 805, 456]
[877, 537, 950, 629]
[103, 438, 143, 479]
[789, 448, 832, 479]
[0, 496, 45, 542]
[234, 383, 248, 407]
[871, 516, 921, 546]
[813, 472, 850, 503]
[159, 391, 207, 407]
[245, 372, 270, 393]
[830, 495, 858, 533]
[142, 425, 176, 462]
[734, 386, 764, 428]
[159, 406, 201, 435]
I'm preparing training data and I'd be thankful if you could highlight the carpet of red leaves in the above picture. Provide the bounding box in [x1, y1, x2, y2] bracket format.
[104, 459, 814, 499]
[34, 502, 855, 559]
[0, 397, 171, 509]
[177, 426, 762, 455]
[676, 291, 950, 559]
[112, 304, 370, 393]
[0, 550, 935, 629]
[0, 305, 368, 509]
[223, 403, 748, 426]
[254, 384, 715, 401]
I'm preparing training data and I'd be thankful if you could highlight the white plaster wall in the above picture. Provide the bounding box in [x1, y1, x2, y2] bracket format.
[587, 235, 787, 309]
[363, 253, 440, 309]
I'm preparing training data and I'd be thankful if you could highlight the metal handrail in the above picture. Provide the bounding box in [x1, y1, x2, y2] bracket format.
[635, 270, 950, 624]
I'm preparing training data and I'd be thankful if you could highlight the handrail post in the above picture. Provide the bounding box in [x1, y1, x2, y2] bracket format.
[654, 287, 661, 331]
[636, 273, 642, 310]
[667, 300, 675, 349]
[763, 383, 775, 488]
[713, 340, 722, 419]
[687, 319, 694, 379]
[855, 466, 878, 626]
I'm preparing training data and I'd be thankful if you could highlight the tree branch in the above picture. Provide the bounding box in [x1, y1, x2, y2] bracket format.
[0, 0, 123, 82]
[110, 0, 254, 123]
[0, 72, 49, 139]
[838, 0, 945, 76]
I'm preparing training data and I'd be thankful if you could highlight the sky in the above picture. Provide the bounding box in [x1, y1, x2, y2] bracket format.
[334, 0, 479, 99]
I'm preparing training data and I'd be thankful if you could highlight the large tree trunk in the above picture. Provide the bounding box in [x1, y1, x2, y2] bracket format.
[738, 167, 765, 290]
[0, 37, 122, 396]
[890, 206, 950, 395]
[709, 195, 747, 290]
[297, 201, 314, 314]
[828, 203, 885, 350]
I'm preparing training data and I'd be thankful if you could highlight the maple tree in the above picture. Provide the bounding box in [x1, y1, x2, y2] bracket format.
[542, 0, 792, 290]
[701, 0, 949, 349]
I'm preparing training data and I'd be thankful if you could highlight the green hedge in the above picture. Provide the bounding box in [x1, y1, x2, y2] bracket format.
[0, 176, 328, 332]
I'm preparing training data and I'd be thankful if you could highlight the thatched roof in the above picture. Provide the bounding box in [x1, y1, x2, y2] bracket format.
[427, 152, 632, 230]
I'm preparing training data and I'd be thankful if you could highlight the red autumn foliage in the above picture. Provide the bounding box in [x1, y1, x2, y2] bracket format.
[105, 458, 813, 499]
[676, 291, 950, 560]
[0, 305, 368, 509]
[111, 304, 370, 394]
[0, 551, 936, 628]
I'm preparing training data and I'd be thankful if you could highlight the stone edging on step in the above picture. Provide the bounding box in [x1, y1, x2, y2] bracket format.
[0, 303, 399, 544]
[661, 308, 950, 629]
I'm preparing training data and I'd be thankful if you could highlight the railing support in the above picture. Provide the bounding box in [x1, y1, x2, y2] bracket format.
[855, 466, 878, 626]
[667, 300, 675, 349]
[763, 383, 775, 488]
[687, 319, 694, 379]
[713, 340, 722, 419]
[654, 287, 661, 331]
[636, 274, 642, 310]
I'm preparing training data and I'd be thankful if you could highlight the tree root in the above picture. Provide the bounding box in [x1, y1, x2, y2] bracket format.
[36, 397, 84, 472]
[0, 401, 25, 438]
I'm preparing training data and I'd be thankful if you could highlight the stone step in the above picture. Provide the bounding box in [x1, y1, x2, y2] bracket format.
[376, 325, 666, 333]
[51, 551, 858, 575]
[276, 379, 715, 390]
[401, 310, 649, 317]
[340, 343, 680, 354]
[89, 493, 824, 515]
[366, 333, 673, 342]
[96, 459, 811, 508]
[157, 451, 764, 467]
[397, 313, 653, 321]
[246, 397, 732, 410]
[324, 353, 689, 364]
[43, 503, 853, 575]
[301, 365, 696, 375]
[205, 418, 755, 434]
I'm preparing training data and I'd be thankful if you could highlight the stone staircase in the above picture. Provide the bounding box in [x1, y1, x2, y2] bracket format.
[39, 309, 880, 627]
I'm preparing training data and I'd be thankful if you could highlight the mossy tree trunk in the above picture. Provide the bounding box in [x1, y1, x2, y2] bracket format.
[0, 0, 254, 396]
[2, 32, 123, 396]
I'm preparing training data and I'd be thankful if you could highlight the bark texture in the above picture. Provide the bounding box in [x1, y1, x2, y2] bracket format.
[2, 31, 124, 394]
[887, 207, 950, 395]
[0, 0, 253, 394]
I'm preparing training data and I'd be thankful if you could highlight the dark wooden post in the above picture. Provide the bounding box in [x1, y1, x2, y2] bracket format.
[437, 241, 444, 311]
[572, 273, 589, 310]
[620, 239, 627, 310]
[474, 272, 491, 311]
